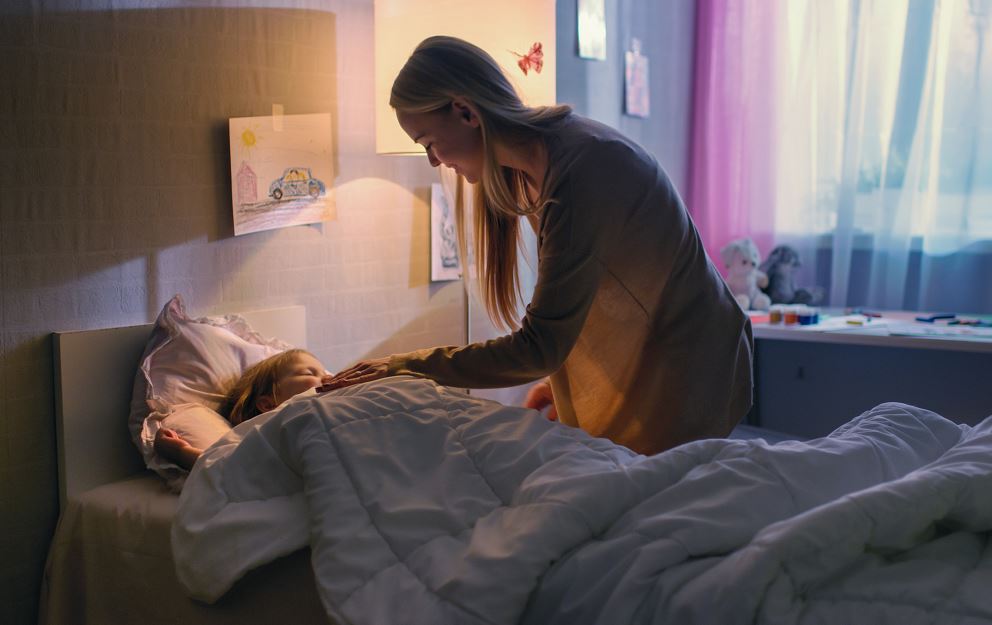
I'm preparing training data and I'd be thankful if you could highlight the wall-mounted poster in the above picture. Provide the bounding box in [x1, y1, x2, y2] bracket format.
[229, 113, 335, 236]
[625, 38, 650, 118]
[577, 0, 606, 60]
[431, 182, 461, 282]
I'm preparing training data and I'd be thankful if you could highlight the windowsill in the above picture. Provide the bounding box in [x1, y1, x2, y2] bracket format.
[774, 232, 992, 254]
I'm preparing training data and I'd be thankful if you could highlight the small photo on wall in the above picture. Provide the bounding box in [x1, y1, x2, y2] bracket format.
[625, 38, 650, 118]
[229, 112, 335, 236]
[431, 183, 461, 282]
[577, 0, 607, 60]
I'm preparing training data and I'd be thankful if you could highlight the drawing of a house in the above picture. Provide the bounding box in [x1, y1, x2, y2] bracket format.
[236, 161, 257, 205]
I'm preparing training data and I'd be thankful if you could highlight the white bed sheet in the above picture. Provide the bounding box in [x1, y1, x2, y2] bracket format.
[39, 472, 331, 625]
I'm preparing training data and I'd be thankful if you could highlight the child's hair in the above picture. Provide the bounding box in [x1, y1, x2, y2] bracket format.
[222, 348, 314, 425]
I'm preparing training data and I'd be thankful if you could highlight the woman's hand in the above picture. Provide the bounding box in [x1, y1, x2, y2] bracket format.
[524, 380, 558, 421]
[318, 357, 391, 392]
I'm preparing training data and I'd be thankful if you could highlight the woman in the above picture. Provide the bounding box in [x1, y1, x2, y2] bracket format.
[322, 36, 752, 455]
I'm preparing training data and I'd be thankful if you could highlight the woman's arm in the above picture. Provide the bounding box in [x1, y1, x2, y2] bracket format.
[385, 143, 639, 388]
[323, 139, 639, 391]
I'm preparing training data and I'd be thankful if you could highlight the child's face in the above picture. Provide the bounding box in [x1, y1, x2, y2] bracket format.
[272, 353, 326, 405]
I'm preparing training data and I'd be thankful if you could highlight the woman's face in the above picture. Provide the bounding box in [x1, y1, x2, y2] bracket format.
[272, 352, 326, 405]
[396, 101, 484, 183]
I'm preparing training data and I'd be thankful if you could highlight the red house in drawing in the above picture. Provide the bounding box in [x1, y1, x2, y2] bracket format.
[236, 161, 257, 205]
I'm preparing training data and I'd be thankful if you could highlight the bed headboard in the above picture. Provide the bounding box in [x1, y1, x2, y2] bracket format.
[52, 305, 307, 511]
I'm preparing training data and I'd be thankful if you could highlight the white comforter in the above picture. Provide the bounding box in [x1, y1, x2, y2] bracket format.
[173, 376, 992, 625]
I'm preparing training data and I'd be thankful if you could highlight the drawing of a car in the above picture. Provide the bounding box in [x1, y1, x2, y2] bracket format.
[268, 167, 326, 200]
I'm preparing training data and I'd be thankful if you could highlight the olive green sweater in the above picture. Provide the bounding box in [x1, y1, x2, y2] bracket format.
[388, 115, 753, 455]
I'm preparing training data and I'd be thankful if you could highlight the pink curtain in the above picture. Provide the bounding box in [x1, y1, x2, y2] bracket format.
[687, 0, 782, 275]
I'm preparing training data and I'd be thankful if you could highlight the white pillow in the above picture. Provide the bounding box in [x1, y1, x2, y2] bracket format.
[141, 403, 234, 491]
[128, 294, 292, 482]
[145, 403, 234, 452]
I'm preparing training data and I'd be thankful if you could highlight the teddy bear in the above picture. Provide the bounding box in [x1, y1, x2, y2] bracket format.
[720, 237, 771, 311]
[758, 245, 823, 305]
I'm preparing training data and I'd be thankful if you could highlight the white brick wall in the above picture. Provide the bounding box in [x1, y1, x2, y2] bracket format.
[0, 2, 464, 623]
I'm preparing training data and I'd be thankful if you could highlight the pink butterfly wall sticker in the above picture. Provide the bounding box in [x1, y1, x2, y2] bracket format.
[511, 42, 544, 76]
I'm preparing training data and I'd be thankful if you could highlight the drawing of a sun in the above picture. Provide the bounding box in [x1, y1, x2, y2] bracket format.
[240, 124, 260, 158]
[241, 128, 257, 148]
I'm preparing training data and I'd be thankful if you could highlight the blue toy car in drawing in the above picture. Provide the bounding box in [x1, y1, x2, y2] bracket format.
[268, 167, 326, 200]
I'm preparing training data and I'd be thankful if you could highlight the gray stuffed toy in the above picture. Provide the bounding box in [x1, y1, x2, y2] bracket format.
[759, 245, 822, 305]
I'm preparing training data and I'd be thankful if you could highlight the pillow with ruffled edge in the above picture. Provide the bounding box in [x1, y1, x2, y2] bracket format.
[128, 294, 292, 488]
[141, 403, 234, 492]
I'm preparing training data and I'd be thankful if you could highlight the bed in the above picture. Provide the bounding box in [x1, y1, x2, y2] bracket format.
[40, 305, 992, 625]
[40, 305, 333, 625]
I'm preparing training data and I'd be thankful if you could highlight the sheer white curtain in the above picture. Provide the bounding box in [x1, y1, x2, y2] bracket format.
[774, 0, 992, 312]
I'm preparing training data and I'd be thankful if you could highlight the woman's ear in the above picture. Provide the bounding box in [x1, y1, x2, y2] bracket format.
[255, 394, 277, 413]
[451, 97, 481, 128]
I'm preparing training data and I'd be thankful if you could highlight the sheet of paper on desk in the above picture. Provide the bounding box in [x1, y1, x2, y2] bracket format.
[814, 315, 890, 331]
[888, 323, 992, 340]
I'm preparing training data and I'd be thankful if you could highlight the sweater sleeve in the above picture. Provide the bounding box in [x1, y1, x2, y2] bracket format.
[388, 140, 641, 388]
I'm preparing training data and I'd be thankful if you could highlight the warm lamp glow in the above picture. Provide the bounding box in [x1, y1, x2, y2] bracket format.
[374, 0, 557, 155]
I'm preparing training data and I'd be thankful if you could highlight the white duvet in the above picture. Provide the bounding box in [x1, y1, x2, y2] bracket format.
[173, 376, 992, 625]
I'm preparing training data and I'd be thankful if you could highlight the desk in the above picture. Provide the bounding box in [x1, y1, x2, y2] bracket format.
[749, 310, 992, 438]
[753, 310, 992, 353]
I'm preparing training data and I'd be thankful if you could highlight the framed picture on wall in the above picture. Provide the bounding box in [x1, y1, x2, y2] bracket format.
[577, 0, 606, 60]
[625, 38, 650, 118]
[431, 183, 462, 282]
[229, 113, 335, 236]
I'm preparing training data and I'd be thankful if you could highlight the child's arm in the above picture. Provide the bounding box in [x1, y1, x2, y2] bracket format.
[154, 428, 204, 471]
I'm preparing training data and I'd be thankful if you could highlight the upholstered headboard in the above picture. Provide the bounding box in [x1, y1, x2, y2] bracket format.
[52, 305, 307, 511]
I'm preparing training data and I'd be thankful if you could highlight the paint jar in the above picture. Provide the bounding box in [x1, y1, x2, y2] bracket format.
[798, 306, 819, 325]
[768, 305, 784, 324]
[783, 306, 800, 325]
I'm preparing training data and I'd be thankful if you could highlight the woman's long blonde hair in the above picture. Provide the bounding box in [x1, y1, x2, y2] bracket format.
[391, 36, 572, 331]
[221, 348, 312, 425]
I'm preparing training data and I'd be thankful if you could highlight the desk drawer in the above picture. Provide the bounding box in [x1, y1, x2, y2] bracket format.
[753, 339, 992, 439]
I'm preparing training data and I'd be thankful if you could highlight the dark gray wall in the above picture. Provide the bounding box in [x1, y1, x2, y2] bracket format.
[556, 0, 696, 194]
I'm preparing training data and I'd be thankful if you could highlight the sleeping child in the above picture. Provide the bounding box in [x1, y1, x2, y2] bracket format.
[155, 349, 326, 470]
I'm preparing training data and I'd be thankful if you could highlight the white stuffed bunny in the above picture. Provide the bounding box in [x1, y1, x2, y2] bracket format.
[720, 238, 771, 311]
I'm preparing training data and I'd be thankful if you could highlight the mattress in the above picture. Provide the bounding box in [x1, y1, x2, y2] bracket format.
[39, 472, 331, 625]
